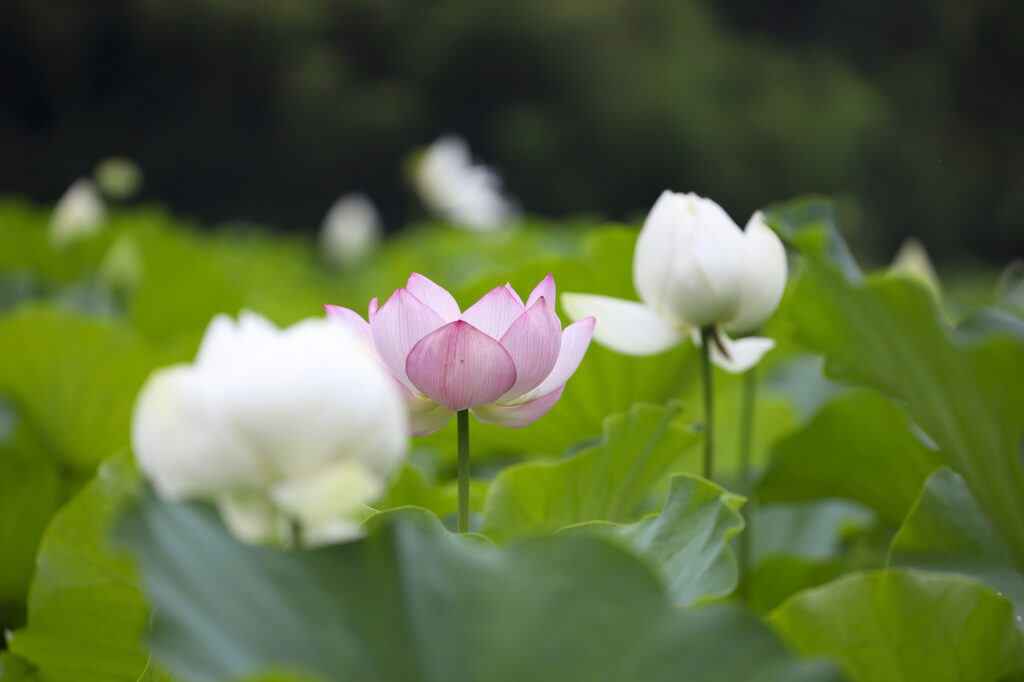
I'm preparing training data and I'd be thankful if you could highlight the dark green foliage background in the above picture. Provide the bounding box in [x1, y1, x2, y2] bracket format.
[2, 0, 1021, 260]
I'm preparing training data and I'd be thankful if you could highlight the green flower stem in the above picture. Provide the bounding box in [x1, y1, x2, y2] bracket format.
[738, 366, 757, 601]
[698, 326, 715, 481]
[457, 409, 470, 533]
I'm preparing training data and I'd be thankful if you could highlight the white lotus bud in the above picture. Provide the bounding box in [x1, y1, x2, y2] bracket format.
[320, 193, 381, 268]
[563, 191, 788, 373]
[50, 179, 106, 248]
[412, 135, 516, 231]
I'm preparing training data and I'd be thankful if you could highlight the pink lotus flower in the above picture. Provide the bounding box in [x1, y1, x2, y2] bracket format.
[325, 273, 595, 436]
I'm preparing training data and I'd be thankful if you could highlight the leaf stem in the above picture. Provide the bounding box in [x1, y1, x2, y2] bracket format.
[738, 366, 757, 601]
[699, 326, 715, 480]
[457, 409, 470, 533]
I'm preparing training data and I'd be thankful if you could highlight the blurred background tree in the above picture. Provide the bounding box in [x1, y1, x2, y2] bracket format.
[1, 0, 1021, 261]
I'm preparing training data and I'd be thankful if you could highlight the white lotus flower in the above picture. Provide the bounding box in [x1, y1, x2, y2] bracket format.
[320, 193, 382, 268]
[49, 178, 106, 247]
[562, 191, 787, 373]
[413, 135, 516, 231]
[132, 312, 408, 547]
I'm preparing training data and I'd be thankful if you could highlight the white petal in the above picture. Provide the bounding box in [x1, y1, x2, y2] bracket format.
[633, 190, 686, 311]
[692, 330, 775, 373]
[270, 458, 384, 533]
[660, 194, 744, 327]
[132, 366, 267, 498]
[724, 212, 788, 333]
[561, 293, 684, 356]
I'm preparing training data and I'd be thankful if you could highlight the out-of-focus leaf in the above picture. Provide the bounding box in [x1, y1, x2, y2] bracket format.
[121, 495, 841, 682]
[0, 652, 40, 682]
[889, 467, 1024, 625]
[775, 198, 1024, 570]
[568, 474, 745, 607]
[480, 402, 699, 541]
[6, 455, 174, 682]
[0, 421, 60, 629]
[758, 390, 943, 526]
[0, 305, 181, 473]
[770, 569, 1024, 682]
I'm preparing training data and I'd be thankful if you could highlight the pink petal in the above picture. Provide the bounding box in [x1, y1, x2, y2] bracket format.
[526, 273, 556, 308]
[498, 297, 561, 400]
[504, 282, 524, 306]
[520, 317, 595, 400]
[405, 321, 517, 411]
[471, 385, 565, 429]
[323, 304, 371, 344]
[461, 285, 526, 340]
[371, 289, 446, 389]
[368, 297, 379, 323]
[406, 273, 461, 322]
[392, 379, 456, 436]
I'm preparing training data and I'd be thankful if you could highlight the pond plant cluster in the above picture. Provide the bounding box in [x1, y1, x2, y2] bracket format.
[0, 182, 1023, 682]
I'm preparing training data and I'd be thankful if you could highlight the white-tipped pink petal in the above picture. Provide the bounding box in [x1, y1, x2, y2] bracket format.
[560, 293, 683, 356]
[691, 329, 775, 373]
[405, 321, 517, 411]
[498, 297, 561, 400]
[461, 285, 526, 340]
[368, 297, 379, 322]
[526, 274, 556, 308]
[519, 316, 595, 401]
[472, 385, 565, 429]
[371, 289, 446, 389]
[406, 273, 461, 322]
[323, 304, 371, 344]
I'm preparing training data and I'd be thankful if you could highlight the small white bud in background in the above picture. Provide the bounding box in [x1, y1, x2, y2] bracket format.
[412, 135, 517, 231]
[49, 179, 106, 248]
[891, 237, 941, 298]
[94, 156, 143, 200]
[319, 193, 381, 268]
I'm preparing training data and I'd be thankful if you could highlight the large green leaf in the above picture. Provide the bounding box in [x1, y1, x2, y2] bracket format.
[889, 467, 1024, 624]
[773, 199, 1024, 568]
[770, 569, 1024, 682]
[568, 473, 745, 607]
[757, 389, 943, 526]
[743, 500, 879, 615]
[120, 493, 841, 682]
[6, 455, 172, 682]
[480, 402, 700, 541]
[0, 421, 60, 629]
[0, 305, 180, 473]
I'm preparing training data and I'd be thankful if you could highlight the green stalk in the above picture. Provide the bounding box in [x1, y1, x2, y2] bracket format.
[738, 367, 757, 601]
[457, 409, 470, 533]
[698, 326, 715, 480]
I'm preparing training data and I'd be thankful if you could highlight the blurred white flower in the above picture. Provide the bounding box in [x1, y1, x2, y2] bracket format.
[562, 191, 788, 373]
[94, 156, 143, 200]
[413, 135, 516, 231]
[319, 192, 381, 268]
[49, 178, 106, 247]
[132, 311, 408, 547]
[891, 237, 941, 298]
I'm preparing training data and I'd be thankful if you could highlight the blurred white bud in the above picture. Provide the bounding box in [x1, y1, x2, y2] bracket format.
[50, 179, 106, 248]
[891, 237, 941, 298]
[94, 156, 143, 200]
[132, 312, 408, 547]
[412, 135, 516, 231]
[320, 193, 381, 268]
